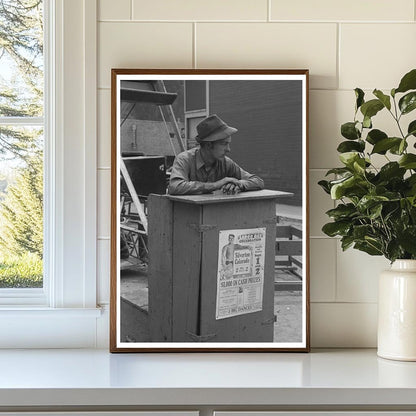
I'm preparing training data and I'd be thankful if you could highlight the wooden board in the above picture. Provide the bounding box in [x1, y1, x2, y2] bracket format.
[148, 195, 173, 342]
[276, 240, 303, 256]
[172, 202, 203, 341]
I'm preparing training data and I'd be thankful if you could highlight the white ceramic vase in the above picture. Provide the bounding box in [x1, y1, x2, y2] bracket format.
[378, 259, 416, 361]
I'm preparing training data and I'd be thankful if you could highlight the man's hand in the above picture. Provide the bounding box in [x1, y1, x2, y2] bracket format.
[221, 181, 242, 195]
[218, 177, 240, 188]
[204, 177, 242, 193]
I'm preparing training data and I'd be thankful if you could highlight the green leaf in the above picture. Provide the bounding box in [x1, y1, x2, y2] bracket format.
[378, 162, 406, 181]
[366, 129, 387, 145]
[357, 195, 389, 212]
[326, 203, 356, 219]
[360, 99, 384, 119]
[407, 120, 416, 138]
[399, 92, 416, 115]
[395, 69, 416, 94]
[353, 224, 373, 240]
[363, 115, 372, 129]
[341, 122, 361, 140]
[325, 167, 351, 176]
[337, 140, 365, 153]
[399, 139, 407, 154]
[354, 241, 383, 256]
[330, 175, 357, 199]
[341, 235, 355, 251]
[369, 203, 383, 219]
[389, 139, 408, 155]
[386, 240, 402, 263]
[371, 137, 402, 154]
[353, 158, 366, 174]
[399, 154, 416, 169]
[355, 88, 365, 110]
[322, 221, 351, 237]
[406, 174, 416, 187]
[398, 226, 416, 255]
[373, 89, 391, 110]
[339, 152, 360, 167]
[318, 180, 331, 194]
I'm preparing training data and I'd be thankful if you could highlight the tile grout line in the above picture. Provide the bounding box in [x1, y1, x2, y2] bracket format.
[193, 22, 197, 68]
[130, 0, 133, 20]
[333, 228, 339, 303]
[336, 22, 340, 90]
[97, 19, 415, 24]
[268, 0, 271, 22]
[311, 301, 378, 305]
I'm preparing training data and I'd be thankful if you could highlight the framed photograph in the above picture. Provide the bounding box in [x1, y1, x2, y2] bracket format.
[110, 69, 310, 352]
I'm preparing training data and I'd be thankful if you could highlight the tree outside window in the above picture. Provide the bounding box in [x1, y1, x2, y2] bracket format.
[0, 0, 44, 288]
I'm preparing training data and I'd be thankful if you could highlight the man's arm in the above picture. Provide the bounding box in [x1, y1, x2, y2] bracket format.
[168, 154, 240, 195]
[225, 158, 264, 192]
[168, 154, 206, 195]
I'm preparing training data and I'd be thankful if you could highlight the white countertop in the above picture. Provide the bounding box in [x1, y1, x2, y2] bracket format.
[0, 349, 416, 408]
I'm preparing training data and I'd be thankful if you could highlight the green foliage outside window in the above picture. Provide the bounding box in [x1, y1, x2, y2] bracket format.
[0, 0, 44, 288]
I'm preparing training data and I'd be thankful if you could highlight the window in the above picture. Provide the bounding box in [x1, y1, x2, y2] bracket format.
[0, 0, 44, 293]
[0, 0, 101, 348]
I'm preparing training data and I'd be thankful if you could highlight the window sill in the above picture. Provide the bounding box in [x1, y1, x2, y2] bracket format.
[0, 307, 105, 348]
[0, 306, 102, 316]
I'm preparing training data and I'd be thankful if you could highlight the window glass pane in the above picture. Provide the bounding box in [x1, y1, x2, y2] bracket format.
[185, 80, 206, 112]
[0, 126, 43, 288]
[0, 0, 44, 117]
[0, 128, 43, 289]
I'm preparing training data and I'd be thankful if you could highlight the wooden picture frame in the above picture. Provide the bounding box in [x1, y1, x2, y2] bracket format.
[110, 69, 310, 352]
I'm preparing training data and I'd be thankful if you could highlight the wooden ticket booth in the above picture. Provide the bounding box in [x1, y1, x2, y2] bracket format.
[148, 190, 291, 343]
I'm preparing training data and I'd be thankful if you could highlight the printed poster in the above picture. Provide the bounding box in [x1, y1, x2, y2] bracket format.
[216, 228, 266, 320]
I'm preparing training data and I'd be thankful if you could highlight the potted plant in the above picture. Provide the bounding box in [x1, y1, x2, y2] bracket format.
[319, 68, 416, 361]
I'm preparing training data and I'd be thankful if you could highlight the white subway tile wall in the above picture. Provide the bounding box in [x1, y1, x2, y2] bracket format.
[310, 239, 336, 302]
[98, 169, 111, 239]
[97, 0, 416, 347]
[98, 22, 193, 88]
[196, 23, 338, 89]
[340, 24, 416, 90]
[336, 246, 389, 303]
[270, 0, 415, 22]
[97, 239, 111, 305]
[99, 0, 131, 20]
[311, 303, 378, 347]
[132, 0, 269, 21]
[98, 90, 111, 168]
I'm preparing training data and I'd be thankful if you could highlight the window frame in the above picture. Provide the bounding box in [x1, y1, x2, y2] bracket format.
[0, 0, 100, 348]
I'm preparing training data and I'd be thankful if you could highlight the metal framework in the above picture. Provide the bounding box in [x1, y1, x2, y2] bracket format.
[119, 80, 182, 267]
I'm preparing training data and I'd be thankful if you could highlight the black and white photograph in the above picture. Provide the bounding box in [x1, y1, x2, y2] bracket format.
[110, 69, 309, 352]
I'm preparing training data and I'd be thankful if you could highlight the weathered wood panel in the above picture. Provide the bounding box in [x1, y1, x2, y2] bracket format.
[276, 225, 302, 239]
[172, 202, 203, 341]
[276, 239, 303, 256]
[148, 194, 173, 341]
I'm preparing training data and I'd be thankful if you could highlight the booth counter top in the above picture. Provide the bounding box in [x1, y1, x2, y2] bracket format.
[166, 189, 293, 205]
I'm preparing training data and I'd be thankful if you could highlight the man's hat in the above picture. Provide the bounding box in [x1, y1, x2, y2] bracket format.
[195, 114, 238, 143]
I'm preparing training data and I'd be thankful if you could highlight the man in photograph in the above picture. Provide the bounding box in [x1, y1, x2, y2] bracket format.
[168, 114, 264, 195]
